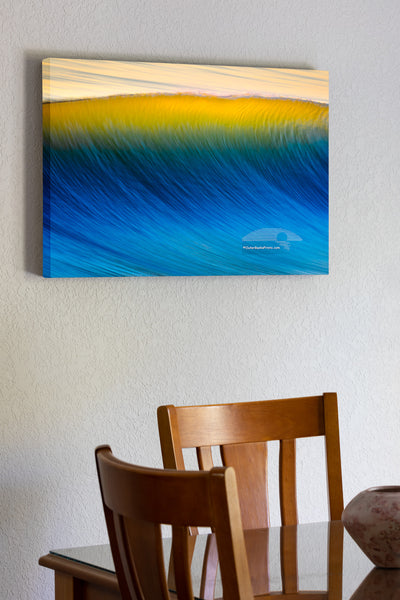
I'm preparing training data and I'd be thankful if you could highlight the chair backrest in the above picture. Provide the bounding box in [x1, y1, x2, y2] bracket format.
[157, 393, 343, 528]
[95, 445, 254, 600]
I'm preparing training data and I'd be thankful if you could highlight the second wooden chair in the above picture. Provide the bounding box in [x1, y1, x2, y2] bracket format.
[157, 393, 343, 529]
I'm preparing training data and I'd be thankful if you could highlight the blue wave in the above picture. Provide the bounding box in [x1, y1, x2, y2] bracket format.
[43, 114, 328, 277]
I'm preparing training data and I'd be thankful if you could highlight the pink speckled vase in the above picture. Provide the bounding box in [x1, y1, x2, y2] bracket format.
[342, 486, 400, 568]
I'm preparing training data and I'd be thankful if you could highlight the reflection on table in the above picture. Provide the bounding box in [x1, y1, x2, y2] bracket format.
[40, 521, 400, 600]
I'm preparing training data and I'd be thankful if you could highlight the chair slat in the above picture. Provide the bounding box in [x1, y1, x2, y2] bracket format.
[221, 442, 269, 529]
[279, 439, 298, 526]
[197, 446, 214, 471]
[172, 525, 195, 600]
[122, 518, 168, 600]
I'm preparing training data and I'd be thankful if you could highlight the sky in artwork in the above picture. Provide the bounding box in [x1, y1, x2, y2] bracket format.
[42, 59, 329, 104]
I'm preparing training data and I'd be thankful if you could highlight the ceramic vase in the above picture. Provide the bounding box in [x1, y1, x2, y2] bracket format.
[342, 486, 400, 568]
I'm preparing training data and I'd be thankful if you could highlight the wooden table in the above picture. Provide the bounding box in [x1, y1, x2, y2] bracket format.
[39, 521, 398, 600]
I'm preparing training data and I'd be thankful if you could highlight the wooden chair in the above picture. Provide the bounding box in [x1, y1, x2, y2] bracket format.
[95, 445, 254, 600]
[157, 393, 343, 529]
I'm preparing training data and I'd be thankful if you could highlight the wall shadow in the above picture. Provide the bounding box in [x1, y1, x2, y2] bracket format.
[23, 52, 44, 275]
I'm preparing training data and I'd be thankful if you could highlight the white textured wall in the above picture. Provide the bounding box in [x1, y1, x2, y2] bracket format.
[1, 1, 400, 598]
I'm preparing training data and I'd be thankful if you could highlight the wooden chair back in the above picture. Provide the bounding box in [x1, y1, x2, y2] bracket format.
[157, 393, 343, 529]
[95, 445, 254, 600]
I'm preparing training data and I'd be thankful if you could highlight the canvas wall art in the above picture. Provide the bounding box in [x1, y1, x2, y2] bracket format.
[42, 59, 329, 277]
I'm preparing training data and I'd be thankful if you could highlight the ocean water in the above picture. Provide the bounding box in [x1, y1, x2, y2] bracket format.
[43, 94, 328, 277]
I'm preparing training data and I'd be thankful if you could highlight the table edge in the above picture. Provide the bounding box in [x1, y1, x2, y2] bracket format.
[39, 553, 120, 592]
